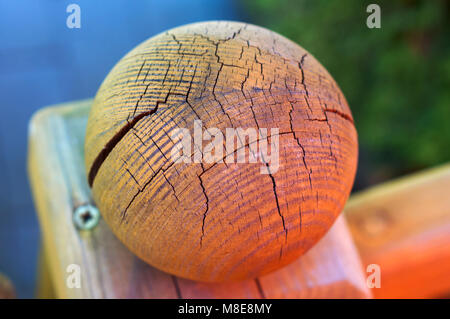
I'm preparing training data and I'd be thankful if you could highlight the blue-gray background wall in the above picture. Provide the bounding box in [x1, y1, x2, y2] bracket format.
[0, 0, 241, 298]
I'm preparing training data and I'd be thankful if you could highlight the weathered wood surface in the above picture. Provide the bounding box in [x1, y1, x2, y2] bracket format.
[28, 99, 369, 298]
[85, 21, 358, 282]
[345, 164, 450, 298]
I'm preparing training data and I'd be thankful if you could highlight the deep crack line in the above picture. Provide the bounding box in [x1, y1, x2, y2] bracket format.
[247, 93, 287, 242]
[198, 164, 210, 247]
[88, 109, 156, 187]
[324, 108, 354, 124]
[88, 90, 173, 187]
[288, 102, 313, 190]
[298, 53, 310, 98]
[265, 163, 287, 242]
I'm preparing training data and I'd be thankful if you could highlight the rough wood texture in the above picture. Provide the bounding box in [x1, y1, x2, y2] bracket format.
[0, 273, 15, 299]
[28, 100, 369, 298]
[85, 21, 358, 282]
[346, 164, 450, 298]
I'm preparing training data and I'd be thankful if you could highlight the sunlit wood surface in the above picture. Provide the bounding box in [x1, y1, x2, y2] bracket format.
[85, 21, 358, 282]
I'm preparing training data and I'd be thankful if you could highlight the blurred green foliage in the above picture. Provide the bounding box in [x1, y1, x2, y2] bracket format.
[244, 0, 450, 186]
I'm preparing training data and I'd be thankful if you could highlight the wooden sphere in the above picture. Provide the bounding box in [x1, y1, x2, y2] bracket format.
[85, 21, 358, 282]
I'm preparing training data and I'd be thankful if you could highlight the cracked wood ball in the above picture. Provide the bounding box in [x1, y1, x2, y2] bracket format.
[85, 21, 358, 282]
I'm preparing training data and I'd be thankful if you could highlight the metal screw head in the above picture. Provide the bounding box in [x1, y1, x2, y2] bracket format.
[73, 204, 100, 230]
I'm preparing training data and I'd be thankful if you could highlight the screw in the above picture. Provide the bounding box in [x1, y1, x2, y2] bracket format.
[73, 204, 100, 230]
